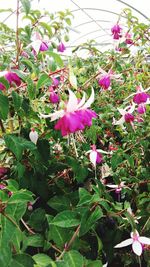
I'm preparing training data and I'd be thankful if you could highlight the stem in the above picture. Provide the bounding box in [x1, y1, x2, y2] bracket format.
[71, 134, 78, 158]
[138, 256, 142, 267]
[8, 113, 14, 132]
[141, 217, 150, 233]
[16, 0, 20, 65]
[0, 119, 5, 133]
[21, 218, 35, 234]
[57, 225, 80, 261]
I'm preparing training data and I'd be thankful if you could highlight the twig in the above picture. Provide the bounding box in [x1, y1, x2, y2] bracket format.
[16, 0, 20, 65]
[57, 225, 80, 260]
[21, 218, 35, 234]
[0, 119, 5, 133]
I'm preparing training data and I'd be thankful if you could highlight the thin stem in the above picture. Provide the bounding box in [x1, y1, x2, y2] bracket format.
[57, 225, 80, 261]
[141, 217, 150, 233]
[138, 256, 142, 267]
[71, 134, 78, 158]
[8, 112, 14, 132]
[21, 218, 35, 234]
[0, 119, 5, 133]
[16, 0, 20, 65]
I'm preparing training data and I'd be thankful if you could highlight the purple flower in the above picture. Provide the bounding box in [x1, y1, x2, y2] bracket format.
[0, 183, 6, 190]
[115, 230, 150, 256]
[125, 33, 133, 45]
[0, 71, 21, 90]
[98, 76, 111, 90]
[133, 92, 149, 104]
[49, 91, 59, 104]
[39, 41, 49, 51]
[137, 104, 146, 114]
[52, 77, 59, 87]
[124, 113, 135, 123]
[111, 24, 122, 39]
[57, 42, 66, 52]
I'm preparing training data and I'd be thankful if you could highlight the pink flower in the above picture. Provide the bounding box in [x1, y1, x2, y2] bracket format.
[133, 92, 149, 104]
[98, 68, 122, 90]
[28, 32, 49, 54]
[98, 76, 111, 90]
[125, 33, 133, 45]
[106, 181, 127, 193]
[57, 42, 66, 52]
[115, 230, 150, 256]
[111, 24, 122, 39]
[49, 91, 59, 104]
[137, 104, 146, 114]
[52, 77, 59, 87]
[113, 104, 135, 129]
[0, 71, 21, 90]
[86, 145, 111, 168]
[0, 183, 6, 190]
[40, 88, 97, 136]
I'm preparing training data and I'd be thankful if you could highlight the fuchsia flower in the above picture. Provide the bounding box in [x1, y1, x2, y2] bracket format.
[57, 42, 66, 52]
[111, 24, 122, 39]
[113, 103, 135, 129]
[0, 167, 8, 178]
[40, 88, 97, 136]
[29, 129, 39, 145]
[0, 71, 21, 90]
[86, 145, 103, 167]
[49, 90, 59, 104]
[125, 32, 133, 45]
[115, 230, 150, 256]
[98, 76, 111, 90]
[98, 68, 121, 90]
[28, 32, 49, 54]
[106, 181, 128, 193]
[133, 87, 149, 105]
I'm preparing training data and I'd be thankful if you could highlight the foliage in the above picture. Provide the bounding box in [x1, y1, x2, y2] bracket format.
[0, 1, 150, 267]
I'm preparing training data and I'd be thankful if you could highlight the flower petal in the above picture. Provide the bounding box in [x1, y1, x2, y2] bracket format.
[66, 90, 78, 112]
[132, 241, 142, 256]
[81, 87, 94, 109]
[114, 238, 133, 248]
[89, 151, 97, 167]
[77, 92, 86, 109]
[138, 237, 150, 245]
[31, 40, 42, 54]
[106, 184, 118, 188]
[40, 110, 64, 121]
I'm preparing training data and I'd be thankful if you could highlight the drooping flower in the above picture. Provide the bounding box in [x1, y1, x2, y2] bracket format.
[125, 32, 133, 45]
[133, 91, 149, 104]
[49, 90, 59, 104]
[0, 71, 21, 90]
[86, 145, 103, 167]
[114, 230, 150, 256]
[113, 103, 135, 129]
[29, 129, 39, 144]
[0, 167, 9, 178]
[111, 24, 122, 39]
[137, 104, 146, 114]
[106, 181, 128, 193]
[57, 42, 66, 52]
[98, 76, 111, 90]
[40, 88, 97, 136]
[52, 77, 59, 88]
[98, 68, 122, 90]
[28, 32, 49, 54]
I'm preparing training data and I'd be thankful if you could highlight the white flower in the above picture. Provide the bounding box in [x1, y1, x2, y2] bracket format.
[114, 230, 150, 256]
[29, 129, 38, 145]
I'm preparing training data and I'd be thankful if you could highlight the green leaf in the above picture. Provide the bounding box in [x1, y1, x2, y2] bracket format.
[4, 135, 36, 160]
[12, 91, 22, 112]
[33, 254, 56, 267]
[0, 77, 9, 89]
[48, 225, 72, 248]
[46, 51, 64, 67]
[29, 208, 46, 231]
[0, 92, 9, 120]
[66, 156, 88, 182]
[20, 0, 31, 15]
[51, 210, 80, 228]
[36, 73, 52, 90]
[63, 250, 84, 267]
[47, 195, 71, 212]
[9, 254, 35, 267]
[27, 234, 44, 247]
[40, 22, 52, 36]
[86, 260, 103, 267]
[78, 188, 92, 206]
[80, 207, 103, 236]
[8, 190, 33, 204]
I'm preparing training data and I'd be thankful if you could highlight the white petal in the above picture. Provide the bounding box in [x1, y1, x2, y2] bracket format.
[128, 103, 136, 114]
[99, 67, 107, 75]
[138, 237, 150, 245]
[132, 241, 142, 256]
[118, 108, 126, 115]
[40, 110, 64, 121]
[106, 184, 118, 189]
[77, 92, 86, 109]
[0, 71, 8, 77]
[31, 40, 42, 54]
[114, 238, 133, 248]
[89, 151, 97, 167]
[113, 116, 125, 126]
[66, 90, 78, 112]
[81, 87, 94, 109]
[103, 263, 108, 267]
[85, 149, 92, 154]
[96, 149, 110, 154]
[29, 130, 38, 145]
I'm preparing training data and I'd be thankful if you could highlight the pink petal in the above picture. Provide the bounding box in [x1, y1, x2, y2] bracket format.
[132, 241, 142, 256]
[138, 237, 150, 245]
[131, 230, 139, 238]
[114, 238, 133, 248]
